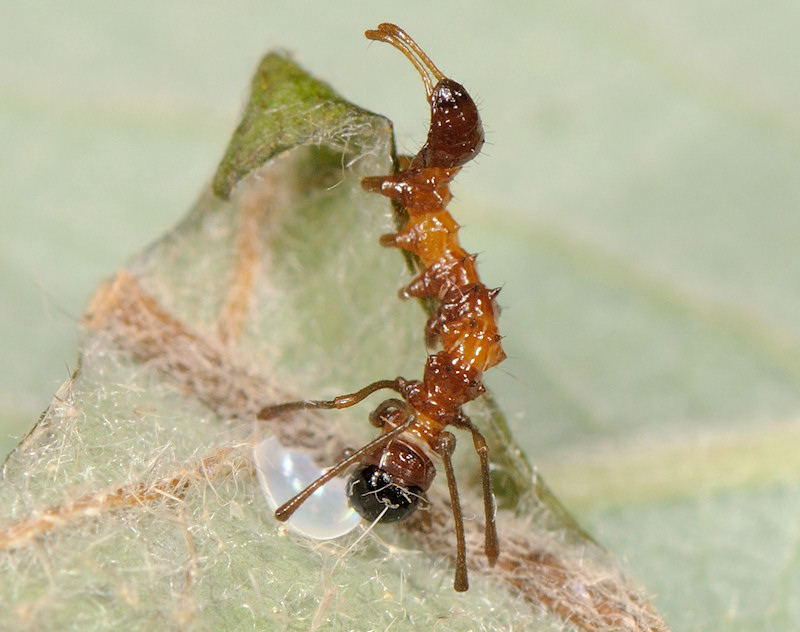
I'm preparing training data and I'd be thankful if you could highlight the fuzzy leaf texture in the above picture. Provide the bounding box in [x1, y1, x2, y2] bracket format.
[0, 53, 669, 631]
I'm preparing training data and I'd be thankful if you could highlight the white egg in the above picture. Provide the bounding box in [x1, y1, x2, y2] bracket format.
[253, 435, 360, 540]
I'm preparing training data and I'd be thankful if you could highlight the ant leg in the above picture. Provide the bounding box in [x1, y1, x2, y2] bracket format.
[274, 410, 416, 522]
[257, 379, 402, 420]
[434, 431, 469, 592]
[461, 419, 499, 566]
[368, 398, 412, 428]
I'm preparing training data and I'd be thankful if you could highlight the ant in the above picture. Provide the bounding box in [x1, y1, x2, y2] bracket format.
[258, 23, 505, 592]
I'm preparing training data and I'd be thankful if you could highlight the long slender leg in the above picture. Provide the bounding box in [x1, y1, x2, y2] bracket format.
[462, 420, 499, 566]
[257, 379, 401, 421]
[434, 431, 468, 592]
[274, 410, 415, 522]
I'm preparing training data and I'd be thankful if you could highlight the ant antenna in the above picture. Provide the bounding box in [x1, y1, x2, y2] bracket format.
[365, 23, 446, 97]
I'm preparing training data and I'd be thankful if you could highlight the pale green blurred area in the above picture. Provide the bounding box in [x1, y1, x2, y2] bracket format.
[2, 2, 800, 629]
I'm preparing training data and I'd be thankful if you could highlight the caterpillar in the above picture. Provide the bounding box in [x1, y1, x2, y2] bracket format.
[258, 23, 505, 592]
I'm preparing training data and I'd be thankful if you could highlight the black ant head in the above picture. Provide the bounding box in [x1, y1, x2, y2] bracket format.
[417, 78, 484, 169]
[347, 465, 425, 522]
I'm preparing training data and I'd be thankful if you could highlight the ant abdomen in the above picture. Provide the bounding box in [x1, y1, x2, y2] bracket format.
[346, 465, 425, 523]
[348, 402, 436, 522]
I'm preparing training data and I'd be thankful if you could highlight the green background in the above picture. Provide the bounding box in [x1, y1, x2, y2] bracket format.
[2, 2, 800, 629]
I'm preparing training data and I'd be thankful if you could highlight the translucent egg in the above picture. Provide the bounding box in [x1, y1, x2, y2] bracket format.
[253, 435, 360, 540]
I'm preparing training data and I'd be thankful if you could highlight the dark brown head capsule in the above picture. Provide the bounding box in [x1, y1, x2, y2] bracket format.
[414, 78, 484, 169]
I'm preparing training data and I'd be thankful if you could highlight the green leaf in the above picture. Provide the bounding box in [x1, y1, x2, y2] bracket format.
[211, 53, 361, 200]
[0, 53, 668, 631]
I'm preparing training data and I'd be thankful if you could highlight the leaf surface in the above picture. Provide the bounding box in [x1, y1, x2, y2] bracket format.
[0, 53, 668, 631]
